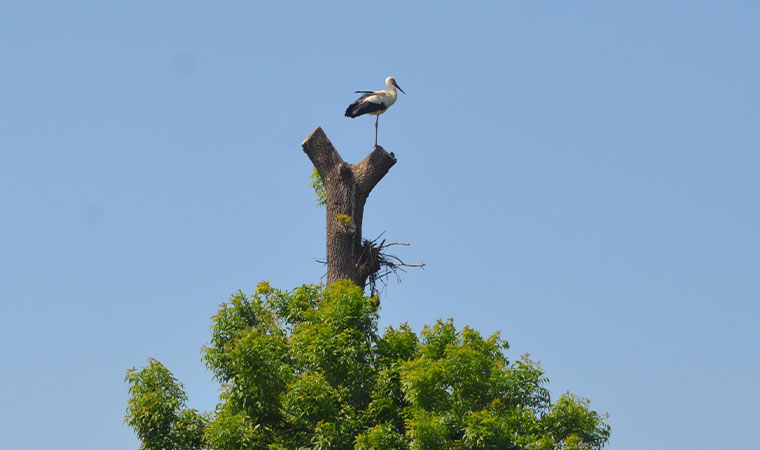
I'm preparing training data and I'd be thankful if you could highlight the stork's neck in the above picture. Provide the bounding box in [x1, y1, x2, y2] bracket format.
[386, 79, 397, 95]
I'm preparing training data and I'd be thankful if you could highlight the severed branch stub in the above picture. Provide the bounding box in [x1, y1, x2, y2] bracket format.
[302, 126, 420, 291]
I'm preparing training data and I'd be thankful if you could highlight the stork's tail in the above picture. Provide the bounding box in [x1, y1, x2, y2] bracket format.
[345, 103, 360, 118]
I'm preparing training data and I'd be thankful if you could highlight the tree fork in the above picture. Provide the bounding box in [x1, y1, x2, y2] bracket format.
[301, 127, 396, 288]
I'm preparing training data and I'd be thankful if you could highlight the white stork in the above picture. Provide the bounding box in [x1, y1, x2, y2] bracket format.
[345, 76, 405, 147]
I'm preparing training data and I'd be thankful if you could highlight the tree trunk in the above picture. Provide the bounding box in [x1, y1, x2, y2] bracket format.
[301, 127, 396, 288]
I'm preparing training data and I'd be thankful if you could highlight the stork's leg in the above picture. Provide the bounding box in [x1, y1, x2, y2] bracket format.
[375, 116, 379, 147]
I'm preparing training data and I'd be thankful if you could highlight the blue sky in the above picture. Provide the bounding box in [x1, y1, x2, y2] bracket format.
[1, 1, 758, 448]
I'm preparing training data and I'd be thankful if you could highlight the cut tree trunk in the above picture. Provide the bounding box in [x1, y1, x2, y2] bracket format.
[301, 127, 396, 288]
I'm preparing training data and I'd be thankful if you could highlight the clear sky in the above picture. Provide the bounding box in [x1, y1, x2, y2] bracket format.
[1, 1, 758, 448]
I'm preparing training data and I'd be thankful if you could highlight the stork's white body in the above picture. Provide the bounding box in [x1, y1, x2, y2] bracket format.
[345, 76, 405, 147]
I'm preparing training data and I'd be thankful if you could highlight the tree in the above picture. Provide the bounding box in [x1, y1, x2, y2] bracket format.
[126, 281, 610, 449]
[126, 129, 610, 448]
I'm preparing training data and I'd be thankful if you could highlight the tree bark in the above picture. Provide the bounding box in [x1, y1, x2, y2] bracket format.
[301, 127, 396, 288]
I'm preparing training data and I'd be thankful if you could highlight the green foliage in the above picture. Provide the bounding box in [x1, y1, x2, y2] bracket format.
[125, 359, 208, 450]
[310, 167, 327, 207]
[126, 281, 610, 449]
[541, 394, 611, 449]
[356, 423, 409, 450]
[336, 213, 353, 227]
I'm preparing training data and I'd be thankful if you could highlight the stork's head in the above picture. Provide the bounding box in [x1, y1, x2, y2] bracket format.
[386, 76, 405, 94]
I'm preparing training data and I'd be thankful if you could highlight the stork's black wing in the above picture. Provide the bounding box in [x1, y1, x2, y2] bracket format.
[345, 94, 387, 118]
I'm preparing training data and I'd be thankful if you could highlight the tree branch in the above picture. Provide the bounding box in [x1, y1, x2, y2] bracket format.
[301, 127, 343, 179]
[353, 145, 397, 199]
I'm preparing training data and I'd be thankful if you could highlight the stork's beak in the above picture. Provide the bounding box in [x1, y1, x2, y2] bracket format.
[394, 81, 406, 94]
